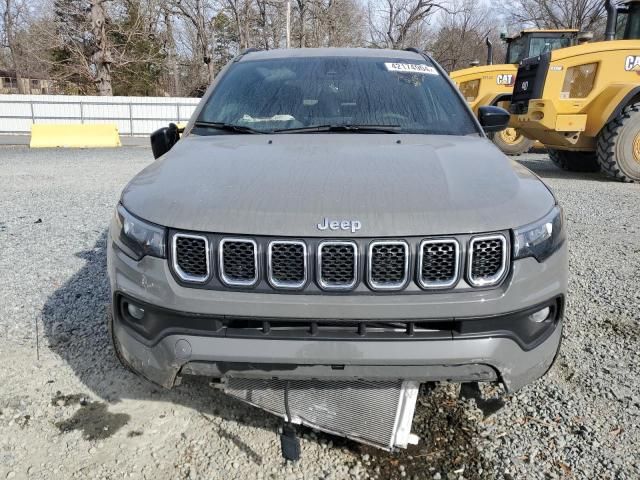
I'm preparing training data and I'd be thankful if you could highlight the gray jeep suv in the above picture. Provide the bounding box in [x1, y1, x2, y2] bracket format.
[107, 48, 566, 449]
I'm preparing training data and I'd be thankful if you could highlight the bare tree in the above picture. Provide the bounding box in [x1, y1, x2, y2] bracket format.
[293, 0, 308, 47]
[306, 0, 366, 47]
[169, 0, 218, 83]
[428, 0, 502, 71]
[162, 6, 181, 95]
[502, 0, 606, 32]
[90, 0, 113, 95]
[369, 0, 449, 49]
[1, 0, 29, 92]
[225, 0, 251, 49]
[0, 0, 513, 96]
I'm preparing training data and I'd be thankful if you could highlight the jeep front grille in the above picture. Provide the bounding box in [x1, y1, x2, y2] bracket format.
[418, 239, 459, 289]
[317, 241, 358, 290]
[172, 234, 210, 282]
[169, 231, 510, 292]
[468, 234, 508, 287]
[268, 241, 307, 289]
[368, 241, 409, 290]
[219, 238, 258, 286]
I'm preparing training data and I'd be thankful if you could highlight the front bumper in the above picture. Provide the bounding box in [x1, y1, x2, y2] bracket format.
[108, 237, 567, 393]
[510, 101, 594, 150]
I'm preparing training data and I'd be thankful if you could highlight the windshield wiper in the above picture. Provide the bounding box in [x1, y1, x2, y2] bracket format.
[193, 121, 266, 134]
[274, 124, 401, 134]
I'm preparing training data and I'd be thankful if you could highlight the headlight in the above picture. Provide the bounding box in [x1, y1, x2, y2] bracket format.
[112, 204, 166, 260]
[560, 63, 597, 99]
[513, 205, 565, 262]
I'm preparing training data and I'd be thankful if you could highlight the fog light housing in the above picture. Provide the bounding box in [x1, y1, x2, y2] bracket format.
[529, 306, 550, 323]
[127, 303, 145, 320]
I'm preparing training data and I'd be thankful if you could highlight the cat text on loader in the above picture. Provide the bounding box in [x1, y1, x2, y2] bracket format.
[510, 0, 640, 182]
[450, 29, 582, 155]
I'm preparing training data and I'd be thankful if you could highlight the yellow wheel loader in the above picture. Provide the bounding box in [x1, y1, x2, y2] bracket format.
[450, 29, 581, 155]
[510, 0, 640, 182]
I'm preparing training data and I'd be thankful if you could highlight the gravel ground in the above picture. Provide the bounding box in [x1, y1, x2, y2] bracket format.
[1, 146, 639, 480]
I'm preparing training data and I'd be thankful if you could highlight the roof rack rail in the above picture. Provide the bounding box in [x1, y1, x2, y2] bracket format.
[404, 47, 422, 54]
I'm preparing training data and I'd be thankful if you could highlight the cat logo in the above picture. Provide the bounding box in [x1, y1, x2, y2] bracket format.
[624, 55, 640, 73]
[496, 74, 514, 85]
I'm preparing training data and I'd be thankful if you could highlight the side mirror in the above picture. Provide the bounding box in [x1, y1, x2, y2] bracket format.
[150, 123, 180, 159]
[478, 106, 510, 133]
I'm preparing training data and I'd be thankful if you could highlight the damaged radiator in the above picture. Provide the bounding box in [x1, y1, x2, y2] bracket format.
[223, 377, 420, 450]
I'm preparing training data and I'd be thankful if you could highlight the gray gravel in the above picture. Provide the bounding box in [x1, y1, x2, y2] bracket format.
[1, 146, 639, 480]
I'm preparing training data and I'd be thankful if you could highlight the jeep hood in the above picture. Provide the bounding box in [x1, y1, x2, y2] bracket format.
[122, 134, 554, 237]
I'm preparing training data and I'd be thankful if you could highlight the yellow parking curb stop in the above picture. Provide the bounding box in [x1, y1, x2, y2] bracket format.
[30, 124, 121, 148]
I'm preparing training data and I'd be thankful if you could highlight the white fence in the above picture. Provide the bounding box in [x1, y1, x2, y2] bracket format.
[0, 94, 201, 136]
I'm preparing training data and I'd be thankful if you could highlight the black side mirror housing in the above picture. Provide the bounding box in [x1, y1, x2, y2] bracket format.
[478, 106, 510, 133]
[150, 123, 180, 159]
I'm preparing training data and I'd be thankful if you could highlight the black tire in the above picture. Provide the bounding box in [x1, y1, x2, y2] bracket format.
[490, 128, 535, 155]
[596, 102, 640, 182]
[547, 149, 600, 172]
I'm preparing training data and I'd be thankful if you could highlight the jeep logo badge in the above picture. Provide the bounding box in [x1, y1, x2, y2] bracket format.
[317, 217, 362, 233]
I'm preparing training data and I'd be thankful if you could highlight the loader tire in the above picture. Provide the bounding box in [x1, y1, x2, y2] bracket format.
[490, 128, 535, 155]
[548, 149, 600, 172]
[596, 102, 640, 182]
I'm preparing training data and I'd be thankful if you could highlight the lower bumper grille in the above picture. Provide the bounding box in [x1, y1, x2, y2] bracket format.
[224, 378, 419, 450]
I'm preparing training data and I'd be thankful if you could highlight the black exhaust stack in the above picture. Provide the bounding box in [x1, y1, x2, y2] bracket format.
[486, 37, 494, 65]
[604, 0, 618, 41]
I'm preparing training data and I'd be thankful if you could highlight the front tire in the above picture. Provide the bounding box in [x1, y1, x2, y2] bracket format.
[548, 149, 600, 172]
[490, 128, 534, 155]
[596, 102, 640, 182]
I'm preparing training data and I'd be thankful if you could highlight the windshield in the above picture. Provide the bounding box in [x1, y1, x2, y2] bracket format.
[506, 37, 527, 63]
[506, 36, 571, 63]
[529, 37, 571, 57]
[621, 4, 640, 39]
[195, 56, 478, 135]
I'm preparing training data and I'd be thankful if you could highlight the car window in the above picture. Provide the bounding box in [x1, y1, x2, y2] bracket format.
[195, 56, 478, 135]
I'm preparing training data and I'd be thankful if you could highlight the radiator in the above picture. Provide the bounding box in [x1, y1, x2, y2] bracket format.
[223, 377, 420, 450]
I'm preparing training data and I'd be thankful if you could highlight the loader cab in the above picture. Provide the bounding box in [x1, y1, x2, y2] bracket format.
[614, 0, 640, 39]
[503, 30, 580, 64]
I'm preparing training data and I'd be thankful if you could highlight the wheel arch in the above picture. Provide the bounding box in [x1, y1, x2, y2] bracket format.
[586, 85, 640, 137]
[606, 87, 640, 123]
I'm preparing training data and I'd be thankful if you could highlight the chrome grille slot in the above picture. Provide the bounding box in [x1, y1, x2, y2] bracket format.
[468, 234, 508, 287]
[172, 234, 210, 283]
[368, 241, 409, 290]
[418, 239, 459, 289]
[317, 241, 358, 290]
[219, 238, 258, 286]
[268, 241, 307, 289]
